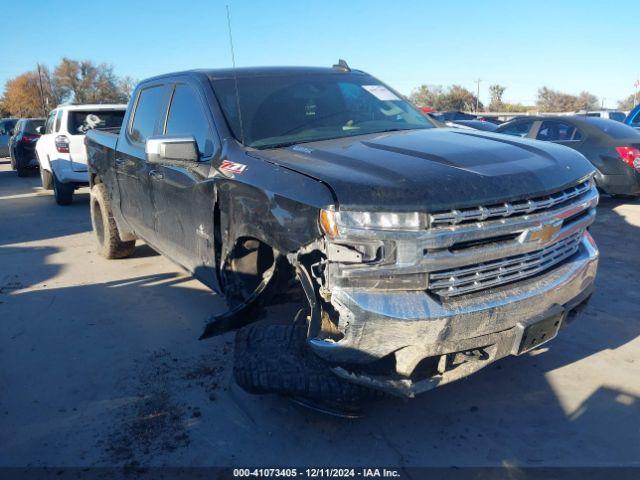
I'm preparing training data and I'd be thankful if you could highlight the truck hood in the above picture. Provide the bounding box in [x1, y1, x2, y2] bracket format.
[254, 128, 595, 212]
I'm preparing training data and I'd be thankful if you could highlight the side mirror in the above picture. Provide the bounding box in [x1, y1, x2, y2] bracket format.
[146, 136, 199, 163]
[9, 129, 14, 136]
[35, 126, 45, 134]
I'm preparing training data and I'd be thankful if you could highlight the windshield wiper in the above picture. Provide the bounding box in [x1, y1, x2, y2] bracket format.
[254, 140, 306, 150]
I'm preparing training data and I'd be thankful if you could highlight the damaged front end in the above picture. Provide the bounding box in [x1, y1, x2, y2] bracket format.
[300, 179, 600, 397]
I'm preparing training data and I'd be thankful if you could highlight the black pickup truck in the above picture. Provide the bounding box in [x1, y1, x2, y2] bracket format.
[86, 64, 599, 402]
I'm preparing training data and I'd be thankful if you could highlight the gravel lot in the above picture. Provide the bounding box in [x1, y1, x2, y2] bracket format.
[1, 159, 639, 469]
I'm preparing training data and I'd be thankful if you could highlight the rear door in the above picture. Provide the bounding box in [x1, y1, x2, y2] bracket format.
[115, 84, 170, 243]
[149, 79, 220, 290]
[67, 109, 126, 172]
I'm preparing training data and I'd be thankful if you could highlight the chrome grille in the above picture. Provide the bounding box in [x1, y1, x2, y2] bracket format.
[429, 179, 592, 227]
[429, 232, 582, 297]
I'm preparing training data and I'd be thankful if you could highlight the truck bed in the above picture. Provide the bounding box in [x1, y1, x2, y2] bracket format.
[86, 129, 119, 151]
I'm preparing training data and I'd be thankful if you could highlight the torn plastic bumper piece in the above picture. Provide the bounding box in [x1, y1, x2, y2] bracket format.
[309, 235, 598, 397]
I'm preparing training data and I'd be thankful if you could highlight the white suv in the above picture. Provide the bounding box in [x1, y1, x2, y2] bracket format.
[573, 110, 627, 122]
[36, 104, 126, 205]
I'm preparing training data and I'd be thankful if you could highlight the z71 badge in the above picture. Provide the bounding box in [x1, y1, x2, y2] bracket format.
[219, 160, 247, 174]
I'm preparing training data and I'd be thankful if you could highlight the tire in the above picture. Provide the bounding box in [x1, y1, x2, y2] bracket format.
[90, 183, 136, 259]
[40, 168, 53, 190]
[233, 321, 379, 405]
[16, 162, 29, 178]
[52, 173, 74, 205]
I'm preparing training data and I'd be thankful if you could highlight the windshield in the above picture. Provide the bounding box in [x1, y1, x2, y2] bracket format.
[24, 119, 45, 134]
[68, 110, 125, 135]
[210, 73, 434, 149]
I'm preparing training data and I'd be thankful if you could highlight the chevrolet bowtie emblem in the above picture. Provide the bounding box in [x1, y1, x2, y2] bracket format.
[527, 220, 563, 243]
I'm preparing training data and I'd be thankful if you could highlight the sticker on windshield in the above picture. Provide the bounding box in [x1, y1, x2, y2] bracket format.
[362, 85, 400, 101]
[220, 160, 247, 174]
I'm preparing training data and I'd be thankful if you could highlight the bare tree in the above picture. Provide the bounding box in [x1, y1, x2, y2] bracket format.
[536, 86, 599, 112]
[618, 94, 637, 110]
[54, 58, 129, 104]
[488, 84, 506, 111]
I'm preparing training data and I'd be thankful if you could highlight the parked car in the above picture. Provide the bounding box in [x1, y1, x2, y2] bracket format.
[625, 103, 640, 129]
[574, 110, 627, 122]
[0, 118, 18, 157]
[86, 66, 598, 403]
[35, 104, 126, 205]
[496, 115, 640, 196]
[8, 118, 45, 177]
[449, 119, 499, 132]
[430, 110, 478, 122]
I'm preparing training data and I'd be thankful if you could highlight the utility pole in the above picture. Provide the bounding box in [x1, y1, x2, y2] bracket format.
[36, 64, 47, 116]
[474, 79, 481, 113]
[634, 79, 639, 107]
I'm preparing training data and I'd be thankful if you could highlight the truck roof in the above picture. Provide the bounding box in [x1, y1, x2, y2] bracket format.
[142, 66, 366, 83]
[54, 104, 128, 111]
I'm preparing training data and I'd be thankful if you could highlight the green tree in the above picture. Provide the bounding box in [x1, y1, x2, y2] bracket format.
[410, 84, 482, 111]
[536, 86, 598, 112]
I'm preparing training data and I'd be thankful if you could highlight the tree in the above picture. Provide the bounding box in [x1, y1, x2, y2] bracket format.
[488, 84, 506, 111]
[618, 94, 637, 110]
[410, 84, 483, 111]
[53, 58, 130, 104]
[1, 69, 56, 117]
[536, 86, 598, 112]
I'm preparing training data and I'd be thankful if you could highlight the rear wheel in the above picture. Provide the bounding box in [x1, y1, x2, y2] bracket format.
[40, 167, 53, 190]
[90, 183, 135, 259]
[53, 173, 74, 205]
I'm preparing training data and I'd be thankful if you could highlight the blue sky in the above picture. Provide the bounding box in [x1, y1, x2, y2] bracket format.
[2, 0, 639, 107]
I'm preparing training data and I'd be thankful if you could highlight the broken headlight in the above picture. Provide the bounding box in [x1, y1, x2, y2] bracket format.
[320, 209, 425, 238]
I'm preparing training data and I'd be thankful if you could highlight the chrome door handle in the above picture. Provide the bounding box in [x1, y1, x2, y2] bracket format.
[149, 169, 164, 180]
[114, 158, 126, 167]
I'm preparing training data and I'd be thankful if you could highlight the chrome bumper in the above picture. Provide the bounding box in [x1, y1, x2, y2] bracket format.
[310, 234, 598, 366]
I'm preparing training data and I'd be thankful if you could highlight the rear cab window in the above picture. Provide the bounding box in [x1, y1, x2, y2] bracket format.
[129, 86, 167, 143]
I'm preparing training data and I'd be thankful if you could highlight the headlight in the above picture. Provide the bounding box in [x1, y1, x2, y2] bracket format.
[320, 209, 424, 238]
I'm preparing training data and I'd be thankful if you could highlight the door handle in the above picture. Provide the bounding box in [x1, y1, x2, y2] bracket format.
[149, 169, 164, 180]
[114, 158, 126, 167]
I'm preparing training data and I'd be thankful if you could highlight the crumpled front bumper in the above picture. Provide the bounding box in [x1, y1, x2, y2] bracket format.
[309, 234, 599, 397]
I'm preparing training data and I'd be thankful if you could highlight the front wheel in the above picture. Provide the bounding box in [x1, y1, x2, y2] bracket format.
[53, 173, 74, 205]
[90, 183, 136, 259]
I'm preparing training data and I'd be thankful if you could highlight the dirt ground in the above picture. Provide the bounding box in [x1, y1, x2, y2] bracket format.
[1, 159, 639, 469]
